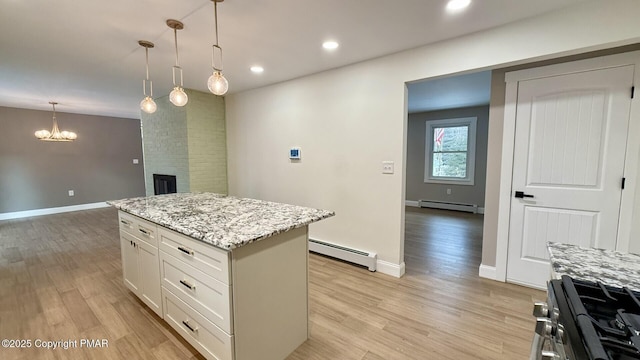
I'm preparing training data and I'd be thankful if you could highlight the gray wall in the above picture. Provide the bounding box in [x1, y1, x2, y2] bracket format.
[406, 105, 489, 207]
[0, 106, 145, 213]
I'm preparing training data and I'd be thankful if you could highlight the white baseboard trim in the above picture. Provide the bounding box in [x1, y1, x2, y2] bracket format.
[0, 202, 110, 221]
[376, 260, 406, 278]
[478, 263, 498, 280]
[405, 200, 420, 207]
[477, 207, 485, 214]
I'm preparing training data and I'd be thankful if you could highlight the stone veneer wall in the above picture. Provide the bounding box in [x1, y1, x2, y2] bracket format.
[186, 90, 227, 194]
[141, 89, 226, 196]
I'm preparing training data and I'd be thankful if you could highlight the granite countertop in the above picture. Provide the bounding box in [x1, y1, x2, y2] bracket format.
[108, 192, 334, 250]
[548, 242, 640, 291]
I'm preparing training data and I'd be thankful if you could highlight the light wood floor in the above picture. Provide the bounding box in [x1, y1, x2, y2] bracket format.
[0, 207, 544, 360]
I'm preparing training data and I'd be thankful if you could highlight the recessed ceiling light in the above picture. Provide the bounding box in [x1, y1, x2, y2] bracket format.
[322, 41, 339, 50]
[250, 66, 264, 74]
[446, 0, 471, 12]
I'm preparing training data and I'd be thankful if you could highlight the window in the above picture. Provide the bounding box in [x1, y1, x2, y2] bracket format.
[424, 117, 476, 185]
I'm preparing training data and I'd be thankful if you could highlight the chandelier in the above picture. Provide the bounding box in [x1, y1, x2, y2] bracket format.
[207, 0, 228, 96]
[167, 19, 188, 106]
[139, 40, 157, 114]
[34, 102, 77, 141]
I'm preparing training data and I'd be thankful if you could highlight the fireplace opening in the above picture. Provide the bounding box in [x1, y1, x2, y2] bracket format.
[153, 174, 177, 195]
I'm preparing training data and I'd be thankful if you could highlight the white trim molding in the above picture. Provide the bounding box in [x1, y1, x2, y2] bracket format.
[0, 202, 110, 221]
[478, 264, 498, 280]
[376, 260, 406, 278]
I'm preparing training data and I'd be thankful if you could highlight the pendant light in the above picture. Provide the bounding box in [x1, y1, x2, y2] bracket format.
[167, 19, 188, 107]
[207, 0, 228, 96]
[138, 40, 157, 114]
[35, 102, 77, 141]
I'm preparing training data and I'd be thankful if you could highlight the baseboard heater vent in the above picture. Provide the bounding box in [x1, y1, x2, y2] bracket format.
[419, 200, 478, 213]
[309, 239, 377, 272]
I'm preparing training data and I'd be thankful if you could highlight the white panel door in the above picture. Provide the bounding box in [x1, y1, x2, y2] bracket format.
[507, 65, 634, 289]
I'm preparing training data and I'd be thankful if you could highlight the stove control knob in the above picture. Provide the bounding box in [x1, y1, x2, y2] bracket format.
[551, 307, 560, 322]
[533, 302, 549, 317]
[535, 318, 553, 337]
[541, 350, 560, 360]
[555, 323, 566, 342]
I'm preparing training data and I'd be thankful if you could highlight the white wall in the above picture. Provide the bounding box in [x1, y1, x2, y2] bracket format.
[226, 0, 640, 277]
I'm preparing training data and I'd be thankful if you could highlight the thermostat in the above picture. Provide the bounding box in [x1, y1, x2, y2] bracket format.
[289, 147, 301, 160]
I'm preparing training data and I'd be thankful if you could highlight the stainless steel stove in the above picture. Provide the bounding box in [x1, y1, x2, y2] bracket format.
[531, 275, 640, 359]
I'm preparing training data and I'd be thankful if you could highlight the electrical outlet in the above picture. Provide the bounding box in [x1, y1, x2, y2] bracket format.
[446, 188, 452, 195]
[68, 190, 75, 197]
[382, 161, 394, 174]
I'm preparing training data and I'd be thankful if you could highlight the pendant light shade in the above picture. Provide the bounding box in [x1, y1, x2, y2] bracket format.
[35, 102, 77, 141]
[170, 87, 188, 106]
[208, 0, 228, 96]
[167, 19, 188, 106]
[138, 40, 157, 114]
[208, 70, 228, 95]
[140, 96, 157, 113]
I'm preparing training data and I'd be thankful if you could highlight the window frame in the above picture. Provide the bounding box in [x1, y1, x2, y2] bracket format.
[424, 117, 477, 186]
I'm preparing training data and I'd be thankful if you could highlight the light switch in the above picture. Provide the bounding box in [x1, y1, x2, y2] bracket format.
[382, 161, 394, 174]
[133, 159, 139, 164]
[68, 190, 74, 196]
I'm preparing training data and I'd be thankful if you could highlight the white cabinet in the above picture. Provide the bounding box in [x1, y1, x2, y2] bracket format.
[118, 210, 309, 360]
[118, 212, 163, 317]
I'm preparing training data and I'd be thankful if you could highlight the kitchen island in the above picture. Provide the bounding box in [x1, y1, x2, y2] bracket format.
[547, 242, 640, 291]
[108, 192, 334, 360]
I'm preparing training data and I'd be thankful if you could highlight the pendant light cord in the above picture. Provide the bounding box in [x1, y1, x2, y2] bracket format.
[173, 28, 180, 67]
[212, 1, 223, 72]
[145, 47, 150, 80]
[214, 1, 219, 46]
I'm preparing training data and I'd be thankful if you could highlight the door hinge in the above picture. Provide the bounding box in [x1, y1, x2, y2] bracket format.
[632, 86, 635, 99]
[622, 177, 626, 190]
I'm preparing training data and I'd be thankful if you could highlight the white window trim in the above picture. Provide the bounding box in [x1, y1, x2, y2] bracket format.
[424, 117, 477, 186]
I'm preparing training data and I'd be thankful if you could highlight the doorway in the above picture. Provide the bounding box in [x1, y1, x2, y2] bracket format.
[495, 51, 640, 289]
[404, 71, 492, 273]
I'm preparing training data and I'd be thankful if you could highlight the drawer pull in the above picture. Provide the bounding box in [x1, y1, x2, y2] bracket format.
[138, 228, 151, 236]
[120, 220, 131, 226]
[179, 280, 195, 290]
[178, 246, 194, 256]
[182, 320, 198, 333]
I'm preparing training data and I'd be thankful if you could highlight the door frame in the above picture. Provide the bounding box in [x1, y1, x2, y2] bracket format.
[493, 51, 640, 282]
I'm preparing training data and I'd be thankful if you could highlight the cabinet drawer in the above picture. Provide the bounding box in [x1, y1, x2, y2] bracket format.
[118, 211, 158, 246]
[160, 252, 232, 333]
[158, 227, 230, 285]
[163, 289, 234, 360]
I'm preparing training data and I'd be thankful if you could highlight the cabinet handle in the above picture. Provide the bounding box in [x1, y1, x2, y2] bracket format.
[178, 246, 194, 256]
[179, 280, 195, 290]
[182, 320, 198, 333]
[120, 220, 131, 226]
[138, 228, 151, 236]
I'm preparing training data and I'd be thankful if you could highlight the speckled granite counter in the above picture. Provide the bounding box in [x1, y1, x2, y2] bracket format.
[108, 192, 334, 250]
[548, 242, 640, 291]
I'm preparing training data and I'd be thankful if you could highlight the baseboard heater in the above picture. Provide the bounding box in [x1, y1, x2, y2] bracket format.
[419, 200, 478, 213]
[308, 239, 377, 272]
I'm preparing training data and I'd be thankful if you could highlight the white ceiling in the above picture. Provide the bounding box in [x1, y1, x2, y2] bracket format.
[0, 0, 587, 119]
[407, 71, 492, 113]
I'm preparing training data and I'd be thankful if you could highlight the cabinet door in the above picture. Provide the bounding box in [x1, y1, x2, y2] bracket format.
[138, 237, 163, 317]
[120, 232, 140, 295]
